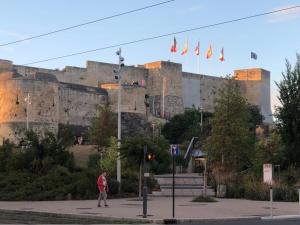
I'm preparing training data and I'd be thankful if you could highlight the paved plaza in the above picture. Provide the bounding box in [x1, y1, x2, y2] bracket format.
[0, 197, 299, 223]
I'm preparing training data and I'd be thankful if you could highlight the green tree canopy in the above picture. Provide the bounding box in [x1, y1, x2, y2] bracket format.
[275, 54, 300, 166]
[120, 135, 171, 174]
[205, 77, 254, 171]
[89, 104, 117, 150]
[162, 108, 212, 144]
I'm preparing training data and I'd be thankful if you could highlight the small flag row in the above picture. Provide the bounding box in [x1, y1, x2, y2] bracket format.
[170, 37, 258, 61]
[170, 37, 225, 61]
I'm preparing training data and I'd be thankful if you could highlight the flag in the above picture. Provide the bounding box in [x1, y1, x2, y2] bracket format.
[170, 37, 177, 53]
[206, 44, 212, 59]
[219, 48, 225, 61]
[251, 52, 257, 60]
[181, 40, 188, 55]
[195, 41, 200, 56]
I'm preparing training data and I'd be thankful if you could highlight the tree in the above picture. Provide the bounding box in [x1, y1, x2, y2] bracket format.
[89, 104, 117, 150]
[0, 139, 14, 172]
[120, 135, 170, 197]
[162, 108, 212, 144]
[205, 77, 254, 172]
[251, 131, 285, 176]
[275, 54, 300, 166]
[99, 137, 118, 177]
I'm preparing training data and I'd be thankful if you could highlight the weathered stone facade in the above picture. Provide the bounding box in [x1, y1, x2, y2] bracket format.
[0, 58, 272, 144]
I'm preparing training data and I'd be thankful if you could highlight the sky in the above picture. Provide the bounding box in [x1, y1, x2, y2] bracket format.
[0, 0, 300, 112]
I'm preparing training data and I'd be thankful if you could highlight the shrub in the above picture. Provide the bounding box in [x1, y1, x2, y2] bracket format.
[108, 179, 119, 195]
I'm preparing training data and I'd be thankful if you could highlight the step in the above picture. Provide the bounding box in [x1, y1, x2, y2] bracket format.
[156, 178, 204, 185]
[159, 185, 213, 189]
[151, 189, 215, 197]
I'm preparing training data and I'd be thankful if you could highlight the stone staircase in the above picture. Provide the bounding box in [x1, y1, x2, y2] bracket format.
[151, 173, 215, 197]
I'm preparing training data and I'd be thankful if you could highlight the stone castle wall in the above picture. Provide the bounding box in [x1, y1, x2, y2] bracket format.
[0, 58, 272, 143]
[234, 68, 273, 123]
[0, 61, 109, 143]
[182, 72, 226, 112]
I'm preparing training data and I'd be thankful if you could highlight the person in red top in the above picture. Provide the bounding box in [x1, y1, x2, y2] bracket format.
[97, 171, 109, 207]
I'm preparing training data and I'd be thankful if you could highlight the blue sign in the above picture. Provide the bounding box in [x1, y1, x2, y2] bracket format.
[170, 144, 180, 156]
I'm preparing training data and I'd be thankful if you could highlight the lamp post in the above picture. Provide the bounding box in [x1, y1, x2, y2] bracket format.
[114, 48, 125, 189]
[24, 93, 31, 131]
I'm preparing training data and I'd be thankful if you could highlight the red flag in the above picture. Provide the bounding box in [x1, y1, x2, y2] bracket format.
[219, 48, 225, 61]
[195, 41, 200, 56]
[181, 40, 188, 55]
[170, 37, 177, 53]
[206, 44, 212, 59]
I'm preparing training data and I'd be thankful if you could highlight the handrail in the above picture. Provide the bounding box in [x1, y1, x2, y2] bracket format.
[184, 137, 198, 160]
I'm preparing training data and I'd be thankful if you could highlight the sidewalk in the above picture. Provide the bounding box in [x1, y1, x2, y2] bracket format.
[0, 197, 299, 223]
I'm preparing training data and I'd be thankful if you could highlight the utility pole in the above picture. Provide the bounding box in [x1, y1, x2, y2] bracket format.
[113, 48, 125, 190]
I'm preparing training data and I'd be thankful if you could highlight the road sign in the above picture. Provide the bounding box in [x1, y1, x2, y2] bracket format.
[263, 164, 273, 185]
[170, 145, 180, 156]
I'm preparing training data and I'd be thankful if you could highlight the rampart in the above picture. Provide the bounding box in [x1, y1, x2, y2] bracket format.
[0, 59, 272, 143]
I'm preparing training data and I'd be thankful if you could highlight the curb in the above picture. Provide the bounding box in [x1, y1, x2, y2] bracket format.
[261, 215, 300, 220]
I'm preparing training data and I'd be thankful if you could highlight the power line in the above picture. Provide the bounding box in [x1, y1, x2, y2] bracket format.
[0, 0, 175, 47]
[23, 5, 300, 66]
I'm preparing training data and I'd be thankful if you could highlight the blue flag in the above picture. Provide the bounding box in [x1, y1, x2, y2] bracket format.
[251, 52, 257, 60]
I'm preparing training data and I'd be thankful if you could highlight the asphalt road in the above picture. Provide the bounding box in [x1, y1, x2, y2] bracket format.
[182, 218, 300, 225]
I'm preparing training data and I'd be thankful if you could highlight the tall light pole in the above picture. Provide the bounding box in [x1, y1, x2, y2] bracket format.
[114, 48, 124, 189]
[24, 93, 31, 131]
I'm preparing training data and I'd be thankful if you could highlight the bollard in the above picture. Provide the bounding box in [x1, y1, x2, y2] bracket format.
[270, 187, 273, 218]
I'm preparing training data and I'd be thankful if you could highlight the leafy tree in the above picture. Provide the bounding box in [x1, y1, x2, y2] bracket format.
[120, 135, 170, 196]
[275, 54, 300, 166]
[7, 130, 74, 174]
[0, 139, 14, 172]
[99, 137, 118, 177]
[162, 108, 212, 144]
[247, 104, 263, 136]
[205, 76, 254, 172]
[251, 131, 286, 176]
[89, 104, 117, 150]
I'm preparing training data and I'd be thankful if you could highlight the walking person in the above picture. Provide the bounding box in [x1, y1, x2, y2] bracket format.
[97, 171, 109, 207]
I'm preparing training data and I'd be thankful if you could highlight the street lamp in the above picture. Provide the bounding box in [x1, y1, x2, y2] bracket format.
[24, 93, 31, 131]
[113, 48, 125, 189]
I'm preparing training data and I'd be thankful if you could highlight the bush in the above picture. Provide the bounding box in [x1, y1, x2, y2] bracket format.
[108, 179, 119, 195]
[226, 178, 299, 202]
[273, 185, 298, 202]
[192, 196, 218, 202]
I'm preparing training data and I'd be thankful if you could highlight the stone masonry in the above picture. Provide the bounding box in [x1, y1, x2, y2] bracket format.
[0, 59, 272, 144]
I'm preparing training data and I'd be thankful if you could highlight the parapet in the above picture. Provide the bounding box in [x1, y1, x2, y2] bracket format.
[0, 59, 13, 71]
[144, 61, 181, 69]
[234, 68, 270, 81]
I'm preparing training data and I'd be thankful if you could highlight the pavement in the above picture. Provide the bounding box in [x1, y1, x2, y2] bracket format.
[0, 197, 299, 223]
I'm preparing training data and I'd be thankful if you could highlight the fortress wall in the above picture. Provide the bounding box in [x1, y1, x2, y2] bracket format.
[13, 65, 63, 78]
[182, 72, 226, 112]
[58, 83, 107, 127]
[145, 61, 184, 117]
[0, 78, 59, 142]
[234, 68, 272, 123]
[106, 85, 147, 114]
[86, 61, 148, 87]
[0, 60, 13, 71]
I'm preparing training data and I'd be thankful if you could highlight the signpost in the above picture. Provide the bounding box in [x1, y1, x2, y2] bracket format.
[143, 145, 147, 218]
[170, 144, 180, 218]
[263, 164, 273, 185]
